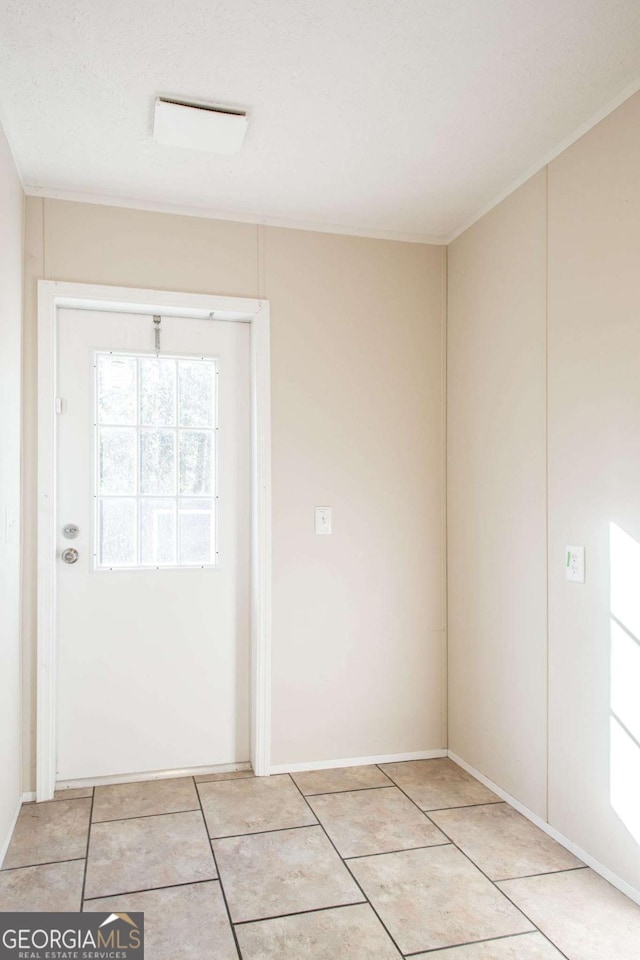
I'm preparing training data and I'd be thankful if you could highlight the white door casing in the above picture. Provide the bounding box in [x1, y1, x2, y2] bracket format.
[37, 282, 271, 799]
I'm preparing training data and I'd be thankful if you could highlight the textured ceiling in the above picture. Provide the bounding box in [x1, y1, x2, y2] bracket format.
[1, 0, 640, 241]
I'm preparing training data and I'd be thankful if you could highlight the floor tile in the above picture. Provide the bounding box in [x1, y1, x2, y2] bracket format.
[92, 776, 199, 822]
[308, 787, 448, 858]
[84, 880, 238, 959]
[2, 799, 91, 868]
[236, 903, 401, 959]
[291, 765, 393, 796]
[430, 803, 583, 880]
[195, 769, 254, 784]
[54, 787, 94, 800]
[214, 826, 363, 922]
[413, 932, 565, 958]
[498, 868, 640, 960]
[380, 759, 500, 810]
[0, 860, 85, 911]
[198, 774, 316, 837]
[84, 810, 215, 898]
[349, 844, 533, 954]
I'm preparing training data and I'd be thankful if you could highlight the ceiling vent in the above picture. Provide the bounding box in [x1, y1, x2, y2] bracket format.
[153, 97, 249, 155]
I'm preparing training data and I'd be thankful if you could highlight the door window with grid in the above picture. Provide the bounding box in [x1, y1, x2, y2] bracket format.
[95, 353, 218, 569]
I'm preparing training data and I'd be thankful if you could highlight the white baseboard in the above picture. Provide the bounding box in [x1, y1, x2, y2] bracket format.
[22, 792, 36, 802]
[270, 748, 447, 775]
[0, 796, 23, 868]
[54, 760, 252, 791]
[448, 750, 640, 907]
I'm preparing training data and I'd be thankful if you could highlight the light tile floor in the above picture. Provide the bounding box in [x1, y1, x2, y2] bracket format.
[2, 759, 640, 959]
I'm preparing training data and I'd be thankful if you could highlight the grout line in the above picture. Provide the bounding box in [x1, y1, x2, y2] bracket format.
[495, 885, 571, 960]
[378, 757, 447, 771]
[232, 899, 367, 927]
[20, 796, 92, 807]
[197, 773, 285, 793]
[79, 785, 96, 909]
[193, 776, 245, 960]
[423, 801, 506, 813]
[195, 774, 255, 785]
[83, 876, 219, 903]
[1, 856, 86, 873]
[92, 808, 201, 825]
[211, 823, 318, 842]
[285, 774, 407, 958]
[32, 793, 95, 804]
[345, 842, 451, 862]
[302, 784, 396, 798]
[374, 766, 572, 960]
[495, 865, 589, 883]
[403, 929, 537, 956]
[377, 764, 506, 812]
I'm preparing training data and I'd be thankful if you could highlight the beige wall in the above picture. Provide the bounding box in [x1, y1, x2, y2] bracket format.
[547, 92, 640, 891]
[264, 228, 446, 763]
[21, 199, 446, 787]
[0, 120, 23, 852]
[447, 172, 548, 817]
[448, 91, 640, 893]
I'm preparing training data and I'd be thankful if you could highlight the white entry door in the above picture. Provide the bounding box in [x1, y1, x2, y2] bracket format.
[55, 308, 250, 782]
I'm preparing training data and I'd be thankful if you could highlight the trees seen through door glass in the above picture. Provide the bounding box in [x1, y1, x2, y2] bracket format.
[95, 353, 217, 568]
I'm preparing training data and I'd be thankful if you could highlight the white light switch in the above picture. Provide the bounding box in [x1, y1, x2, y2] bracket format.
[315, 506, 332, 535]
[565, 545, 585, 582]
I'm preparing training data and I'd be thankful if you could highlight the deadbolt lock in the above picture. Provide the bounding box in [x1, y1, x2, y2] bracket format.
[63, 524, 79, 539]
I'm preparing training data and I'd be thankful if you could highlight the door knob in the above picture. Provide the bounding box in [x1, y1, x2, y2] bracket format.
[61, 548, 79, 564]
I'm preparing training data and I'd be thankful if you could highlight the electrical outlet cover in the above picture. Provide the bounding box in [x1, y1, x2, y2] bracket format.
[565, 544, 585, 582]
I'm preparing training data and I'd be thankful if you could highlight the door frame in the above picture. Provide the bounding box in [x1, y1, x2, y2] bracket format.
[36, 280, 272, 800]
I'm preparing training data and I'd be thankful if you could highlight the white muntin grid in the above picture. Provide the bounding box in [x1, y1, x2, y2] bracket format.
[92, 350, 220, 571]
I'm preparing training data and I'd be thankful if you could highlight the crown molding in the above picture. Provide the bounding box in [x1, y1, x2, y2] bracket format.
[445, 75, 640, 244]
[23, 185, 445, 246]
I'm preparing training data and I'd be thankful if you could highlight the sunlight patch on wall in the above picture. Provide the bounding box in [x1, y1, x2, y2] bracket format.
[609, 522, 640, 843]
[610, 523, 640, 639]
[610, 715, 640, 843]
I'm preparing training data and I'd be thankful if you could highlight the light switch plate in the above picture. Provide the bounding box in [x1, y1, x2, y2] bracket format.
[315, 506, 332, 535]
[565, 545, 585, 582]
